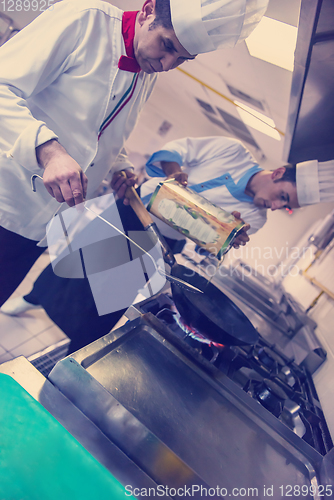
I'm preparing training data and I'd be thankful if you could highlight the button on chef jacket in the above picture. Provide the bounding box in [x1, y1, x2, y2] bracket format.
[141, 136, 267, 240]
[0, 0, 156, 241]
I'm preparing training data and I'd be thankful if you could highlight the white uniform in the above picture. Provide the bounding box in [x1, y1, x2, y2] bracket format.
[0, 0, 156, 240]
[140, 136, 267, 239]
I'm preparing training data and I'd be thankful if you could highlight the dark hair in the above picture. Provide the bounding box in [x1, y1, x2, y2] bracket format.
[149, 0, 173, 30]
[274, 164, 296, 184]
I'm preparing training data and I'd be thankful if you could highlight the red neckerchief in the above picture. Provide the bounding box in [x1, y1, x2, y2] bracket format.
[118, 11, 141, 73]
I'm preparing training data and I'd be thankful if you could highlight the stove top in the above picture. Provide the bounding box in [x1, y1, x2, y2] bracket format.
[50, 309, 334, 497]
[137, 291, 333, 456]
[46, 254, 334, 496]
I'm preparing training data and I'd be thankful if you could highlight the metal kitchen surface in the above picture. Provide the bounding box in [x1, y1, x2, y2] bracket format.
[49, 315, 333, 498]
[0, 356, 165, 495]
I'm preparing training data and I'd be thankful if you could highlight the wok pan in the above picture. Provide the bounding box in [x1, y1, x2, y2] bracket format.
[170, 264, 259, 346]
[124, 181, 258, 346]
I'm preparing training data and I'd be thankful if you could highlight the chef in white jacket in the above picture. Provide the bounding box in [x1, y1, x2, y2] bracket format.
[0, 0, 268, 307]
[140, 136, 300, 246]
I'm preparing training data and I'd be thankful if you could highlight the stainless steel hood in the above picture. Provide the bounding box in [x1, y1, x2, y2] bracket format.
[284, 0, 334, 164]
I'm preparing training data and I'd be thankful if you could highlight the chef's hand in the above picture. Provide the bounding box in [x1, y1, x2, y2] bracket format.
[111, 169, 137, 205]
[231, 211, 250, 249]
[36, 139, 87, 207]
[166, 171, 189, 186]
[161, 161, 188, 186]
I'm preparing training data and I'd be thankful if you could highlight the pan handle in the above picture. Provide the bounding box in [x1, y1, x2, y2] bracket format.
[124, 181, 154, 228]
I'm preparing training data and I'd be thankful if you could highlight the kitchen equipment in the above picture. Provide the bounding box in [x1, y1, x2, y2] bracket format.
[308, 209, 334, 249]
[147, 178, 245, 258]
[284, 0, 334, 163]
[0, 357, 214, 500]
[122, 179, 176, 267]
[170, 263, 259, 345]
[46, 313, 334, 497]
[123, 185, 259, 345]
[129, 289, 332, 456]
[1, 248, 332, 497]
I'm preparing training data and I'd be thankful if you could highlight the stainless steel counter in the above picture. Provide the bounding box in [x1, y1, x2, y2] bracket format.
[47, 315, 333, 498]
[0, 357, 170, 494]
[1, 252, 333, 497]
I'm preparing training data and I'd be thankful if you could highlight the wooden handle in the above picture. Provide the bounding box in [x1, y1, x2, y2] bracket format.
[119, 172, 176, 266]
[126, 185, 154, 228]
[119, 171, 153, 228]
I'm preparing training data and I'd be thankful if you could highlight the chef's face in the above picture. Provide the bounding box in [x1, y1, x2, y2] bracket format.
[134, 0, 196, 73]
[252, 168, 300, 211]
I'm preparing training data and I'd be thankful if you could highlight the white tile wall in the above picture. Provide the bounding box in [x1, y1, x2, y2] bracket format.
[311, 302, 334, 441]
[284, 276, 334, 440]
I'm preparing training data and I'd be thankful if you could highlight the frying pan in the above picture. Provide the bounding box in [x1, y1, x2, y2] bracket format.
[170, 264, 259, 346]
[31, 173, 258, 345]
[125, 183, 259, 346]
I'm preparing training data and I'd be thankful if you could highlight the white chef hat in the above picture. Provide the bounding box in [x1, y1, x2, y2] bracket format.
[296, 159, 334, 207]
[170, 0, 269, 55]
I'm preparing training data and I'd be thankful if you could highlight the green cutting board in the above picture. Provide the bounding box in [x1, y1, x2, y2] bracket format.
[0, 373, 132, 500]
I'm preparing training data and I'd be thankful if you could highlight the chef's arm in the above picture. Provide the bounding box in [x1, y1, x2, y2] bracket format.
[145, 145, 186, 181]
[0, 78, 87, 207]
[0, 4, 99, 207]
[0, 83, 58, 172]
[36, 140, 87, 207]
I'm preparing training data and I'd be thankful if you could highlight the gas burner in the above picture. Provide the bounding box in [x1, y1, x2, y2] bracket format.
[247, 378, 288, 417]
[253, 346, 286, 373]
[156, 307, 177, 325]
[173, 311, 224, 349]
[281, 400, 306, 438]
[277, 365, 296, 387]
[169, 308, 224, 363]
[150, 300, 225, 363]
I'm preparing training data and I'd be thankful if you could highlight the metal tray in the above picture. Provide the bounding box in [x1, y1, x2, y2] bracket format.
[49, 315, 330, 498]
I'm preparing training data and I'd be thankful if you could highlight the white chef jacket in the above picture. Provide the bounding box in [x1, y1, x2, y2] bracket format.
[140, 136, 267, 240]
[0, 0, 156, 240]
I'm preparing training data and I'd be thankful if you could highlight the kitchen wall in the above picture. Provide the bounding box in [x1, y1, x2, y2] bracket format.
[224, 202, 334, 274]
[310, 295, 334, 439]
[284, 251, 334, 439]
